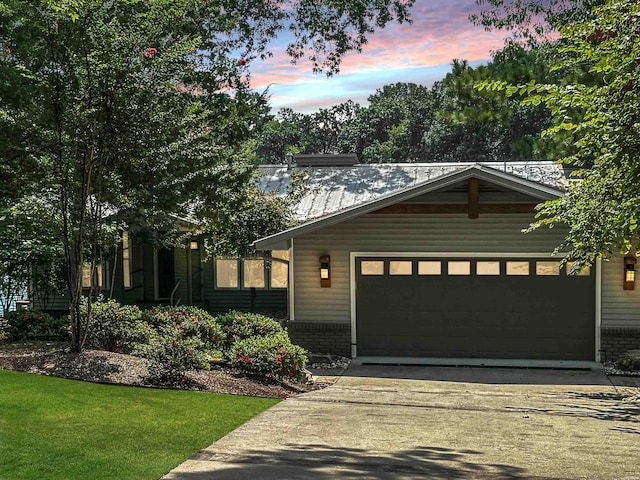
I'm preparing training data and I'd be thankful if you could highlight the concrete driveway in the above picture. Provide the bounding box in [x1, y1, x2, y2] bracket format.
[163, 366, 640, 480]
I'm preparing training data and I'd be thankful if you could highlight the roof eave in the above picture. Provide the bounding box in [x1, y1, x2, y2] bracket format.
[254, 164, 564, 251]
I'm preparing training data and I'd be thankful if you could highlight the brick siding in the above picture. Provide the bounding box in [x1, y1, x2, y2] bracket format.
[285, 321, 351, 357]
[600, 328, 640, 362]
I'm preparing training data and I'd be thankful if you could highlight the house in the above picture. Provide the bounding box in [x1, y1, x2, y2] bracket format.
[41, 222, 290, 318]
[35, 155, 640, 363]
[254, 156, 640, 364]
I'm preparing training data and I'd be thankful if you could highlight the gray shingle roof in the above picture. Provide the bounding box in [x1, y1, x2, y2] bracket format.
[258, 162, 568, 221]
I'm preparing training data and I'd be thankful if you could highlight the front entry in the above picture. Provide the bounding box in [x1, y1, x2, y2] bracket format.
[156, 248, 175, 299]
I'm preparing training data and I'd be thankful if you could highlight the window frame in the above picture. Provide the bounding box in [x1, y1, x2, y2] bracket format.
[214, 253, 289, 290]
[122, 231, 132, 289]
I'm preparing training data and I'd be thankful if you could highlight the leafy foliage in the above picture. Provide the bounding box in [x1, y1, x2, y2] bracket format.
[251, 44, 559, 164]
[201, 169, 308, 257]
[478, 0, 640, 265]
[142, 305, 224, 350]
[471, 0, 605, 45]
[230, 332, 307, 382]
[215, 311, 285, 354]
[0, 0, 414, 351]
[81, 297, 147, 353]
[615, 350, 640, 371]
[0, 317, 9, 344]
[135, 328, 212, 382]
[0, 196, 65, 314]
[135, 305, 224, 381]
[4, 310, 70, 341]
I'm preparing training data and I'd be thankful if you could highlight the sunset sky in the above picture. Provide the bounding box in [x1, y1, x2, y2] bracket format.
[249, 0, 510, 114]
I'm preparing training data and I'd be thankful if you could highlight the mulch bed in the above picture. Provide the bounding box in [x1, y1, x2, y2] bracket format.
[0, 341, 318, 398]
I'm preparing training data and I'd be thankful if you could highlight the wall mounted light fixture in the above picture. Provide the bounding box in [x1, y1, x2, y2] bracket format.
[319, 255, 331, 287]
[624, 256, 636, 290]
[190, 241, 199, 250]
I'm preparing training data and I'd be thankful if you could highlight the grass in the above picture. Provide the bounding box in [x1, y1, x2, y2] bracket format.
[0, 370, 280, 480]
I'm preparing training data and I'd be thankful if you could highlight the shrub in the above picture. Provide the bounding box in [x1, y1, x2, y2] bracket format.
[81, 297, 147, 353]
[616, 349, 640, 371]
[134, 325, 211, 382]
[215, 311, 284, 355]
[0, 318, 9, 345]
[141, 306, 224, 353]
[4, 310, 70, 341]
[135, 306, 224, 382]
[230, 332, 307, 382]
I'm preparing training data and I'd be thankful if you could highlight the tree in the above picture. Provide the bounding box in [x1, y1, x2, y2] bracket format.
[253, 101, 361, 164]
[424, 47, 554, 162]
[0, 196, 65, 314]
[339, 83, 435, 162]
[478, 0, 640, 266]
[0, 0, 414, 351]
[471, 0, 605, 45]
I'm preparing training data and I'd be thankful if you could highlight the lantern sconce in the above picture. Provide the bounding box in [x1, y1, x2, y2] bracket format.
[189, 241, 199, 250]
[624, 256, 636, 290]
[319, 255, 331, 288]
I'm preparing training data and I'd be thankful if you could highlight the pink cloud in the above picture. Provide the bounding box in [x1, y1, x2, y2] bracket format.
[247, 0, 512, 111]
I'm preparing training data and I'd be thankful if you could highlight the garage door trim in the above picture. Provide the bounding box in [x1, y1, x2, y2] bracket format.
[349, 252, 601, 360]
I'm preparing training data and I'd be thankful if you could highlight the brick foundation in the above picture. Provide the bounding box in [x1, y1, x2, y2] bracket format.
[600, 328, 640, 362]
[285, 321, 351, 357]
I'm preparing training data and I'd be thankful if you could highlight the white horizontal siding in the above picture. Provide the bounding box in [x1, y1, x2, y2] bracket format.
[294, 213, 568, 324]
[601, 255, 640, 328]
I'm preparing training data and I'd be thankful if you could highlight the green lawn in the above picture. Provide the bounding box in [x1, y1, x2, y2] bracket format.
[0, 370, 279, 480]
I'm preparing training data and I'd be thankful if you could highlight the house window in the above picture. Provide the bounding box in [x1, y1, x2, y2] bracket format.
[270, 250, 289, 288]
[216, 258, 239, 288]
[215, 252, 289, 289]
[122, 231, 131, 289]
[82, 263, 103, 288]
[244, 260, 265, 288]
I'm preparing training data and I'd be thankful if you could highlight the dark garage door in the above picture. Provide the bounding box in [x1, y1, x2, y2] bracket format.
[355, 257, 595, 360]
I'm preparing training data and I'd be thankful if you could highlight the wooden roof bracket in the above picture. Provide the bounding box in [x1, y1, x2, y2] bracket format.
[468, 177, 479, 219]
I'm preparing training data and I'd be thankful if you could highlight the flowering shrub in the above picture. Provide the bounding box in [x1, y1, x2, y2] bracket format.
[4, 310, 70, 341]
[141, 306, 224, 352]
[81, 297, 147, 353]
[134, 306, 224, 381]
[230, 332, 307, 382]
[215, 311, 284, 355]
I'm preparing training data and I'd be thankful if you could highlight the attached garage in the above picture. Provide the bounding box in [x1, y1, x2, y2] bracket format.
[355, 256, 595, 360]
[254, 161, 632, 364]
